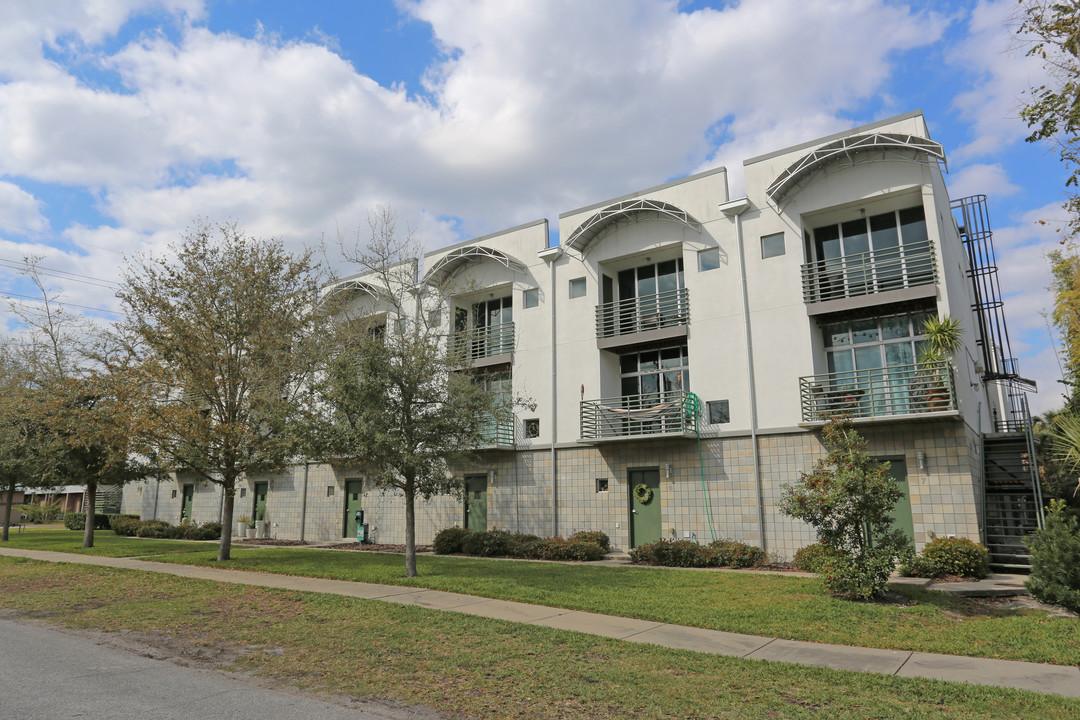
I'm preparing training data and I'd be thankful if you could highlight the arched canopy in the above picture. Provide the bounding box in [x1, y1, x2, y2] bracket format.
[422, 245, 527, 287]
[565, 199, 703, 256]
[321, 278, 383, 305]
[766, 132, 946, 208]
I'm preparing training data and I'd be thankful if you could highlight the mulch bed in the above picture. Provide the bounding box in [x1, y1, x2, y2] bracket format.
[323, 542, 433, 553]
[234, 538, 311, 547]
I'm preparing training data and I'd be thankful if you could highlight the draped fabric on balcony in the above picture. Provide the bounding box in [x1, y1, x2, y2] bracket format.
[766, 133, 946, 208]
[601, 400, 679, 419]
[423, 246, 527, 286]
[565, 199, 702, 256]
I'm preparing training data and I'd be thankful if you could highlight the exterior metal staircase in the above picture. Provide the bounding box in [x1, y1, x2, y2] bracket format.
[983, 424, 1042, 571]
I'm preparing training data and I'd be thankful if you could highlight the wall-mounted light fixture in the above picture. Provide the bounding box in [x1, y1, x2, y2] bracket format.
[916, 451, 926, 472]
[665, 463, 673, 478]
[489, 470, 497, 483]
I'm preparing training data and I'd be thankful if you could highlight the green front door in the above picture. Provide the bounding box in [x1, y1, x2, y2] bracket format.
[464, 475, 487, 531]
[629, 468, 661, 547]
[880, 457, 915, 548]
[180, 484, 194, 523]
[252, 481, 268, 522]
[344, 478, 363, 538]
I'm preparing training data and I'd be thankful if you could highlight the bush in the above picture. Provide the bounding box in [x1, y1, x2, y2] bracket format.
[1026, 499, 1080, 613]
[135, 520, 174, 538]
[821, 553, 900, 601]
[432, 527, 473, 554]
[111, 516, 142, 536]
[901, 537, 989, 579]
[504, 533, 542, 558]
[629, 539, 711, 568]
[185, 521, 221, 540]
[531, 537, 605, 562]
[461, 529, 515, 557]
[794, 542, 847, 573]
[570, 530, 610, 553]
[708, 540, 767, 569]
[63, 512, 85, 531]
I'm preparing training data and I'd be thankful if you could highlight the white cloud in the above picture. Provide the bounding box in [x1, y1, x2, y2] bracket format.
[0, 181, 49, 235]
[948, 163, 1020, 200]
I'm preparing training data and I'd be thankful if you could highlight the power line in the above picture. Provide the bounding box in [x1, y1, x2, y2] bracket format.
[0, 258, 120, 289]
[0, 291, 122, 316]
[0, 217, 127, 255]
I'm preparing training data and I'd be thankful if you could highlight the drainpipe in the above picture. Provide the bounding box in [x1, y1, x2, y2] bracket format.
[539, 241, 562, 537]
[299, 461, 311, 542]
[719, 198, 766, 551]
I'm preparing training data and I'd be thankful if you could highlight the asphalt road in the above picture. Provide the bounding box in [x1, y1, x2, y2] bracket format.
[0, 618, 440, 720]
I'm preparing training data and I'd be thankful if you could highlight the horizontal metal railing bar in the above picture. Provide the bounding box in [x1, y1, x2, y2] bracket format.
[449, 322, 515, 360]
[477, 414, 514, 447]
[801, 242, 936, 304]
[595, 287, 689, 339]
[799, 359, 954, 422]
[580, 390, 696, 439]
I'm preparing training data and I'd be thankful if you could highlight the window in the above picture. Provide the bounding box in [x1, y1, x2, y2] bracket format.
[523, 288, 539, 308]
[240, 488, 246, 498]
[698, 247, 720, 271]
[428, 309, 442, 327]
[524, 418, 540, 438]
[761, 233, 785, 259]
[620, 346, 690, 397]
[821, 309, 935, 414]
[327, 486, 334, 497]
[707, 400, 730, 424]
[171, 490, 177, 499]
[810, 205, 932, 297]
[596, 478, 609, 493]
[569, 277, 586, 298]
[455, 296, 512, 357]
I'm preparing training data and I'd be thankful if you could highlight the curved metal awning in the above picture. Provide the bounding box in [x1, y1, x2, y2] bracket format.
[423, 245, 527, 286]
[321, 278, 383, 305]
[565, 199, 703, 256]
[766, 132, 946, 208]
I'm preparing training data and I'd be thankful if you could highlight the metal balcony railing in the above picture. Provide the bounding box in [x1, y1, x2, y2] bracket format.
[477, 414, 514, 447]
[801, 242, 936, 304]
[450, 322, 514, 360]
[799, 360, 954, 422]
[580, 390, 697, 440]
[596, 288, 689, 339]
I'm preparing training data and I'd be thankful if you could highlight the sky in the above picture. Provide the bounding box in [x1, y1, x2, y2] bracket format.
[0, 0, 1070, 413]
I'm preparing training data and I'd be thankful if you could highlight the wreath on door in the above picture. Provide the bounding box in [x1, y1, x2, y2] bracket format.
[633, 483, 654, 505]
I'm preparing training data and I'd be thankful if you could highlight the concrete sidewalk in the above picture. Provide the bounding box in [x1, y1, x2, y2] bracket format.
[2, 547, 1077, 699]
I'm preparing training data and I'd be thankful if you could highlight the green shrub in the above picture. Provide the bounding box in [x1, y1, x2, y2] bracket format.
[793, 542, 847, 573]
[708, 540, 767, 568]
[111, 517, 142, 536]
[462, 529, 517, 557]
[186, 521, 221, 540]
[1026, 499, 1080, 613]
[531, 537, 605, 562]
[570, 531, 610, 553]
[63, 512, 85, 531]
[821, 552, 900, 601]
[135, 520, 174, 538]
[433, 527, 473, 554]
[19, 501, 62, 523]
[629, 539, 711, 567]
[505, 533, 542, 558]
[901, 537, 989, 579]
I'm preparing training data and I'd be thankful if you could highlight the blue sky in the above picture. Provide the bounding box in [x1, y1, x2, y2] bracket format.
[0, 0, 1068, 412]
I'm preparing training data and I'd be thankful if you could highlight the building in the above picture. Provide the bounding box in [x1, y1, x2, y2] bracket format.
[122, 110, 1042, 567]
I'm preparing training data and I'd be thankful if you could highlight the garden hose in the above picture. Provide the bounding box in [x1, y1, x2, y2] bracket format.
[684, 391, 717, 542]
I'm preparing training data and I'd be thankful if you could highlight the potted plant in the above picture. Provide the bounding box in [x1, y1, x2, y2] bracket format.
[236, 515, 250, 538]
[254, 511, 267, 539]
[914, 315, 962, 411]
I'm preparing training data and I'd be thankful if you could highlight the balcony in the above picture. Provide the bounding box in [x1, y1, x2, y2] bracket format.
[595, 288, 689, 349]
[580, 390, 697, 442]
[450, 322, 514, 367]
[801, 242, 936, 314]
[477, 414, 514, 449]
[799, 360, 956, 423]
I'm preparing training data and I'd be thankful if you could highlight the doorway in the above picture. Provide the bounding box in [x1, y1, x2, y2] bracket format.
[877, 457, 915, 549]
[628, 468, 661, 547]
[180, 484, 194, 523]
[252, 481, 268, 523]
[343, 478, 363, 538]
[464, 474, 488, 532]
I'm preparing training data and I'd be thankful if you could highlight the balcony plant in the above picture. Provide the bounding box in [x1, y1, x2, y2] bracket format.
[914, 315, 962, 411]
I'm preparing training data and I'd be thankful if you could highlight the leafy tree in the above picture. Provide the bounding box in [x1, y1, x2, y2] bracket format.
[0, 348, 53, 542]
[118, 221, 323, 562]
[779, 419, 911, 600]
[8, 262, 147, 548]
[1019, 0, 1080, 239]
[310, 210, 508, 578]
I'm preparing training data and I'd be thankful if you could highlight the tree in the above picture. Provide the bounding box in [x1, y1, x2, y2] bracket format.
[8, 261, 146, 548]
[118, 221, 323, 562]
[1019, 0, 1080, 239]
[0, 347, 52, 542]
[779, 419, 911, 600]
[310, 210, 505, 578]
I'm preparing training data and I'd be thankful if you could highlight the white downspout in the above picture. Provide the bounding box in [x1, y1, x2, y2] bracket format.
[299, 461, 311, 542]
[720, 198, 765, 551]
[539, 242, 562, 537]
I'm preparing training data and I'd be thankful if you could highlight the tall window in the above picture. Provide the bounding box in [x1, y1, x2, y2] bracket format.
[607, 259, 686, 334]
[811, 205, 932, 298]
[473, 369, 512, 444]
[455, 296, 512, 357]
[821, 310, 934, 414]
[620, 346, 690, 397]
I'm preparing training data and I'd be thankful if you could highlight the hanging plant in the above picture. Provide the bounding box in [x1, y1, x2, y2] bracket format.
[633, 483, 654, 505]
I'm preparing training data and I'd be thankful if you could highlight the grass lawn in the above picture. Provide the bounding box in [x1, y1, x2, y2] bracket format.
[4, 530, 1077, 666]
[0, 528, 212, 558]
[1, 557, 1076, 720]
